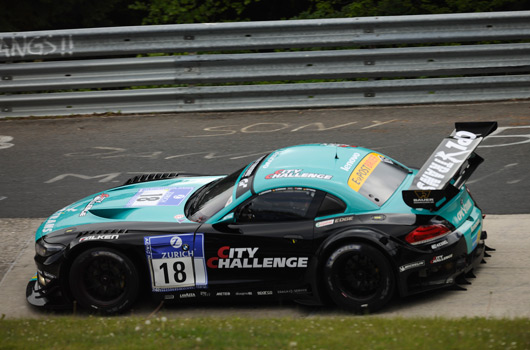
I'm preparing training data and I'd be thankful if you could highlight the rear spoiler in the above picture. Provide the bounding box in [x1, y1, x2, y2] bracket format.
[402, 122, 497, 211]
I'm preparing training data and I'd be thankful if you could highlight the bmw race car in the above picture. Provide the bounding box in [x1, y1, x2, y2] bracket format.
[27, 121, 497, 314]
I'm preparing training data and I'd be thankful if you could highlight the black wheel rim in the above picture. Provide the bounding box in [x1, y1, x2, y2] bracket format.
[82, 255, 127, 304]
[335, 252, 381, 299]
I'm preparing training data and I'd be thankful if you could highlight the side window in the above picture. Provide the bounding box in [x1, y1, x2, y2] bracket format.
[317, 193, 346, 217]
[237, 189, 316, 223]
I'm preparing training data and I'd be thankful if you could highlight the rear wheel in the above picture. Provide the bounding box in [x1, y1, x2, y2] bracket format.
[69, 247, 139, 314]
[324, 243, 394, 313]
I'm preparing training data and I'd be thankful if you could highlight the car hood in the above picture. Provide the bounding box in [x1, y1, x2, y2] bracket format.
[35, 176, 222, 240]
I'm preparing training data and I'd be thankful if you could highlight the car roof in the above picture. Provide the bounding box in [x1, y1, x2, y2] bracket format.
[252, 144, 393, 212]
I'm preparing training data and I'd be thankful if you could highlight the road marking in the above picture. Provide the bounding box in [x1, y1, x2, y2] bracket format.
[480, 125, 530, 148]
[0, 136, 14, 150]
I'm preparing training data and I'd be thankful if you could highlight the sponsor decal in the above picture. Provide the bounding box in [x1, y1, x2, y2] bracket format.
[42, 211, 64, 234]
[144, 233, 208, 292]
[236, 156, 266, 198]
[399, 260, 425, 272]
[238, 178, 249, 189]
[277, 289, 293, 294]
[170, 236, 182, 249]
[257, 291, 273, 296]
[415, 131, 478, 190]
[334, 216, 354, 223]
[431, 240, 449, 250]
[206, 246, 309, 269]
[455, 198, 472, 221]
[371, 215, 386, 221]
[174, 214, 186, 223]
[179, 292, 196, 299]
[348, 153, 382, 192]
[262, 151, 281, 169]
[340, 152, 361, 172]
[412, 190, 435, 205]
[200, 291, 211, 297]
[243, 155, 266, 177]
[315, 219, 334, 228]
[79, 193, 109, 217]
[321, 143, 357, 148]
[79, 234, 119, 242]
[470, 219, 480, 233]
[430, 254, 453, 264]
[235, 291, 253, 296]
[265, 169, 332, 180]
[215, 292, 231, 297]
[127, 187, 193, 207]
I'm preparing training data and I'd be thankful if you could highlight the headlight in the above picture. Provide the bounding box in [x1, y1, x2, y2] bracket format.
[35, 238, 64, 257]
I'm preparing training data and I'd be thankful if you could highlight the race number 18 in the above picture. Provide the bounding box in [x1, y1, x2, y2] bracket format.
[151, 257, 194, 288]
[144, 233, 208, 292]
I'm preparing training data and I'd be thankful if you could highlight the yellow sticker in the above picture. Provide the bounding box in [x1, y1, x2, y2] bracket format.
[348, 153, 382, 192]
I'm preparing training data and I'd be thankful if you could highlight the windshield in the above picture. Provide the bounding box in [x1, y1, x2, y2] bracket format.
[186, 167, 244, 223]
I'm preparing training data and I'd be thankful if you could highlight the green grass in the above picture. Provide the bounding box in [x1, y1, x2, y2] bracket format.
[1, 316, 529, 350]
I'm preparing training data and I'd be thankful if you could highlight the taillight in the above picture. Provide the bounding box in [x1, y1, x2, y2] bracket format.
[405, 224, 451, 245]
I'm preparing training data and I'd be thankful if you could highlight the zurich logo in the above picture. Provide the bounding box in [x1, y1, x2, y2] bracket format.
[170, 236, 182, 249]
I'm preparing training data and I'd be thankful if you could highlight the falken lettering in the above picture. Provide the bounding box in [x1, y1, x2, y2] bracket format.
[79, 234, 119, 242]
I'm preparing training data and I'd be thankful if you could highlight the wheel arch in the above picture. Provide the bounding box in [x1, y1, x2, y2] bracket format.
[60, 241, 150, 301]
[311, 227, 400, 306]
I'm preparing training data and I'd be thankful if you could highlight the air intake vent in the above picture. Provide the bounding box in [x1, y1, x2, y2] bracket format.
[77, 229, 128, 238]
[122, 173, 181, 186]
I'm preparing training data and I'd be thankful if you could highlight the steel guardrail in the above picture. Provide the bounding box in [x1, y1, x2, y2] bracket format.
[2, 75, 529, 116]
[1, 11, 530, 117]
[2, 43, 530, 92]
[1, 11, 530, 61]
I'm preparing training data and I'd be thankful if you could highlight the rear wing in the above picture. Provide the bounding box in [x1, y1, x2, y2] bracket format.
[402, 122, 497, 211]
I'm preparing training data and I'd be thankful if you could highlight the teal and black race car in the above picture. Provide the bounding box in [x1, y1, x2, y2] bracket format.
[27, 122, 497, 314]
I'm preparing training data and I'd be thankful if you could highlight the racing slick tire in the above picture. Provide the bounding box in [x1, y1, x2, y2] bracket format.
[69, 247, 139, 314]
[324, 243, 395, 314]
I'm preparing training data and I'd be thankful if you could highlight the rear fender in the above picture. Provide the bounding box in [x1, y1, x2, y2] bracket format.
[309, 227, 399, 304]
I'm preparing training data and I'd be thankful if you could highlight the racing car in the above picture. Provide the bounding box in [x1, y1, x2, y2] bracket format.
[27, 121, 497, 314]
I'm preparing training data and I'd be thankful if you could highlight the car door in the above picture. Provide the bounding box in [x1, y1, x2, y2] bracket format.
[198, 188, 322, 294]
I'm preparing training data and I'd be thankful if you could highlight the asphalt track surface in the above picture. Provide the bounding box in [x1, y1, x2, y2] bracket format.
[1, 100, 530, 217]
[1, 101, 529, 318]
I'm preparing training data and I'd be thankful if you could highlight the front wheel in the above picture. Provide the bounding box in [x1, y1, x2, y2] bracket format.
[69, 247, 139, 314]
[324, 243, 395, 313]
